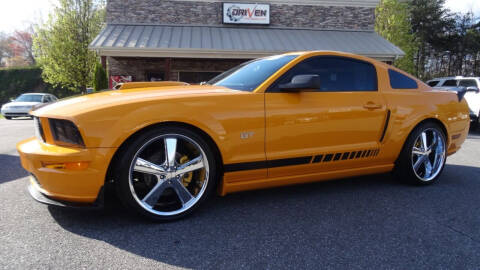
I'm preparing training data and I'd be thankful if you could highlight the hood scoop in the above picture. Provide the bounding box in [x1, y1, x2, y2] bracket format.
[117, 81, 189, 90]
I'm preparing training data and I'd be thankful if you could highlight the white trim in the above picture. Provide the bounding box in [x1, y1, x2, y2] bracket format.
[94, 47, 399, 61]
[166, 0, 380, 8]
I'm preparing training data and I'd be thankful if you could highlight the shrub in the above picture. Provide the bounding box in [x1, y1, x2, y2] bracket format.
[93, 62, 108, 91]
[0, 66, 69, 105]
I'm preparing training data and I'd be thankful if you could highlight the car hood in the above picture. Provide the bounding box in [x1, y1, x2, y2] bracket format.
[3, 101, 40, 107]
[31, 85, 243, 118]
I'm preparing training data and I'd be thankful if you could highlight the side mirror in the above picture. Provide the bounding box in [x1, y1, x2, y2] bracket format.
[466, 86, 479, 93]
[279, 74, 321, 92]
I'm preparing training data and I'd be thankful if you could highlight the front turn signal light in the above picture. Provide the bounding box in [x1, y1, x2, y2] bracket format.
[42, 162, 89, 170]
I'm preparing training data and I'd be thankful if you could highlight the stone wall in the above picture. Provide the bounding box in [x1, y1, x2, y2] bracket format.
[108, 57, 247, 82]
[107, 0, 375, 31]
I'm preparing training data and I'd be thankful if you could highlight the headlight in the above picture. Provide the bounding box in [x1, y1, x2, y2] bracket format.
[33, 117, 46, 142]
[48, 119, 85, 147]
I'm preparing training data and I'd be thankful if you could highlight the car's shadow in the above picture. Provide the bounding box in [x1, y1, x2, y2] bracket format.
[0, 154, 28, 184]
[48, 164, 480, 269]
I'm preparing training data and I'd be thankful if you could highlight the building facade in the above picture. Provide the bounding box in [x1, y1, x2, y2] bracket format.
[90, 0, 403, 86]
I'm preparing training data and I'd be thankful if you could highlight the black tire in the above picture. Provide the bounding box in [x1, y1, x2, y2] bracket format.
[114, 126, 219, 221]
[4, 116, 12, 120]
[394, 122, 447, 185]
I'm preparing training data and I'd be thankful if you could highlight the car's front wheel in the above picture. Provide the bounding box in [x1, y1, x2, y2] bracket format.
[394, 122, 447, 185]
[115, 126, 218, 221]
[4, 116, 12, 120]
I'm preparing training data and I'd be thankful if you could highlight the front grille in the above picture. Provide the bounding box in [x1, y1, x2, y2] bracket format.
[12, 105, 32, 109]
[4, 113, 29, 116]
[34, 117, 46, 142]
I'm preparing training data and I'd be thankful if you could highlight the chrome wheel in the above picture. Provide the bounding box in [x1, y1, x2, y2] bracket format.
[411, 128, 445, 181]
[128, 134, 209, 216]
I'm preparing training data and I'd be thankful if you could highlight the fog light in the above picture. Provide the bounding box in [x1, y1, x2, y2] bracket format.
[42, 162, 89, 170]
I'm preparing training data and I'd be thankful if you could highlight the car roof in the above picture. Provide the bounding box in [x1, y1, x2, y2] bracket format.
[427, 76, 464, 81]
[19, 93, 51, 96]
[457, 77, 480, 80]
[427, 76, 479, 82]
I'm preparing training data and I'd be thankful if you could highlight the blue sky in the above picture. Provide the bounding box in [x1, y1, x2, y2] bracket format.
[0, 0, 479, 33]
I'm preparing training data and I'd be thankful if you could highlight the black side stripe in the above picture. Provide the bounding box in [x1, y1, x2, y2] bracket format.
[380, 110, 391, 142]
[268, 156, 312, 168]
[224, 156, 311, 172]
[313, 155, 323, 163]
[224, 149, 381, 172]
[223, 160, 268, 172]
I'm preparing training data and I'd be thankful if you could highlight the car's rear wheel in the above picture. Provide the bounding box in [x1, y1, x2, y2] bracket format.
[115, 126, 218, 221]
[394, 122, 446, 185]
[4, 116, 12, 120]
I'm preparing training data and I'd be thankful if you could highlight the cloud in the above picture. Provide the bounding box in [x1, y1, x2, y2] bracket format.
[444, 0, 480, 16]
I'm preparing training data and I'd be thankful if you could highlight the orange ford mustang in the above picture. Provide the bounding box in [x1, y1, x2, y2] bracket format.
[17, 51, 470, 221]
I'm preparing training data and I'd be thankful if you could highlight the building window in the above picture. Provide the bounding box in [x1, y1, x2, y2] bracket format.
[146, 72, 165, 81]
[179, 72, 221, 84]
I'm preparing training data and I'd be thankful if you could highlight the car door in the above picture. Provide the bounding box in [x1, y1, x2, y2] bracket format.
[265, 56, 388, 178]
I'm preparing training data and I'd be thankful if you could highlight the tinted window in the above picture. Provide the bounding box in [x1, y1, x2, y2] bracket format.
[442, 80, 458, 86]
[427, 81, 439, 87]
[269, 56, 377, 92]
[388, 69, 418, 89]
[458, 80, 477, 87]
[208, 55, 298, 91]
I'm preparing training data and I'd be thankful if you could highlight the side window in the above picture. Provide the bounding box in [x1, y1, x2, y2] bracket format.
[388, 69, 418, 89]
[427, 81, 439, 87]
[442, 80, 458, 87]
[268, 56, 377, 92]
[458, 80, 477, 87]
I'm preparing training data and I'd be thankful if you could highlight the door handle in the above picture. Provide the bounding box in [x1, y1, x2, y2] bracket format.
[363, 102, 382, 110]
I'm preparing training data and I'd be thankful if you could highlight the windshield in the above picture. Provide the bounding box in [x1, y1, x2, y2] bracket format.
[15, 94, 43, 102]
[208, 55, 298, 91]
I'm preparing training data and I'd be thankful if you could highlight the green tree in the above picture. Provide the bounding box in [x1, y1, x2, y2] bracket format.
[409, 0, 453, 78]
[375, 0, 417, 74]
[93, 62, 108, 91]
[33, 0, 105, 93]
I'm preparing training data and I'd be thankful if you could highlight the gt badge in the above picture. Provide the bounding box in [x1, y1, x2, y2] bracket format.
[240, 131, 255, 139]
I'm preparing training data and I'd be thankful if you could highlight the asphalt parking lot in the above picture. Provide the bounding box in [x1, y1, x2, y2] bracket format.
[0, 118, 479, 269]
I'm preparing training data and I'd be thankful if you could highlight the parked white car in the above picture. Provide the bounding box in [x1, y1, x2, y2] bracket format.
[1, 93, 58, 120]
[427, 76, 480, 127]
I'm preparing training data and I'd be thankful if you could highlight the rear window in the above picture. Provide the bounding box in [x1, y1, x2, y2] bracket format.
[388, 69, 418, 89]
[442, 80, 458, 86]
[458, 80, 477, 87]
[427, 81, 439, 87]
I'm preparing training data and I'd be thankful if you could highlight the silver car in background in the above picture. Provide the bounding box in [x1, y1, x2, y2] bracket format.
[1, 93, 58, 120]
[427, 76, 480, 128]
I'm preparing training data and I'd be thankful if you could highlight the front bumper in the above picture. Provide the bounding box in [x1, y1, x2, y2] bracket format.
[17, 137, 116, 203]
[1, 108, 32, 117]
[28, 175, 104, 209]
